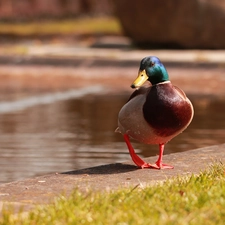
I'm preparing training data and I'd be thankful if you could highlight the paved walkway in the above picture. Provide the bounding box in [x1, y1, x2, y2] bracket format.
[0, 144, 224, 212]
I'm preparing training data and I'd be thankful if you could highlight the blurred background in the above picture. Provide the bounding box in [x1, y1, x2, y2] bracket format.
[0, 0, 225, 183]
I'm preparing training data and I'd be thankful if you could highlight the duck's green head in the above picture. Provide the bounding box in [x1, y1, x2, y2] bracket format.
[131, 56, 169, 88]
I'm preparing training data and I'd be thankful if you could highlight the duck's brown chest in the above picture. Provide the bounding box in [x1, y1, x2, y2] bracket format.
[143, 83, 193, 137]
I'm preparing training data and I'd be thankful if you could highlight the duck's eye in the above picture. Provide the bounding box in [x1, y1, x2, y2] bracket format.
[150, 62, 155, 67]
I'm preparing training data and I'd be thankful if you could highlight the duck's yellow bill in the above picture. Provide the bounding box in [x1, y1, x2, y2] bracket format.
[131, 69, 148, 89]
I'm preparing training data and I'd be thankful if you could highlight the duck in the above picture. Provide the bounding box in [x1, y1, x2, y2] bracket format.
[116, 56, 194, 169]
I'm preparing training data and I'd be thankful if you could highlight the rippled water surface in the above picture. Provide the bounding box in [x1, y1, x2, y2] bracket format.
[0, 89, 225, 183]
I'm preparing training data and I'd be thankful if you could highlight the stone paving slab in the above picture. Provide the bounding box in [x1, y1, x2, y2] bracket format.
[0, 144, 224, 212]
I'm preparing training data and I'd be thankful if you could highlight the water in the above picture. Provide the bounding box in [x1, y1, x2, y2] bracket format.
[0, 88, 225, 183]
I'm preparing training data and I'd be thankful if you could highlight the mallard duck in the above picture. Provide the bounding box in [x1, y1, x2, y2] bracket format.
[116, 56, 194, 169]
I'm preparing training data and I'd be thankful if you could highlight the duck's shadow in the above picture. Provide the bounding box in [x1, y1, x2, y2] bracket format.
[62, 163, 137, 175]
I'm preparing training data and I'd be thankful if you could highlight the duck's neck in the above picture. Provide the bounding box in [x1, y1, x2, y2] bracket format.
[155, 80, 171, 86]
[149, 65, 169, 85]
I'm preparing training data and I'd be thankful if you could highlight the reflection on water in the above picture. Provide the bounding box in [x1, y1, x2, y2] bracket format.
[0, 91, 225, 183]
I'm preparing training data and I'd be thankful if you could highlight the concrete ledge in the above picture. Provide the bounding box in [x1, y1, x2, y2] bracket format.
[0, 144, 224, 212]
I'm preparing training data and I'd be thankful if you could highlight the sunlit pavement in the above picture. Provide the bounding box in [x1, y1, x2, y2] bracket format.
[0, 144, 224, 213]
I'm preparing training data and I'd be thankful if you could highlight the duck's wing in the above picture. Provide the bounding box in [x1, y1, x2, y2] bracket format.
[173, 85, 187, 100]
[127, 85, 150, 102]
[115, 85, 150, 134]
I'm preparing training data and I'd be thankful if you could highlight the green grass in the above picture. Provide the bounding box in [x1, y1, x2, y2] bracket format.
[0, 17, 122, 36]
[1, 163, 225, 225]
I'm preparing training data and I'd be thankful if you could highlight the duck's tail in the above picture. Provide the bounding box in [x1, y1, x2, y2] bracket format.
[115, 127, 121, 133]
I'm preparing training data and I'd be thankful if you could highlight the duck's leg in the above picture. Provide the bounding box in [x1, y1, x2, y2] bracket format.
[150, 144, 174, 169]
[123, 134, 151, 169]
